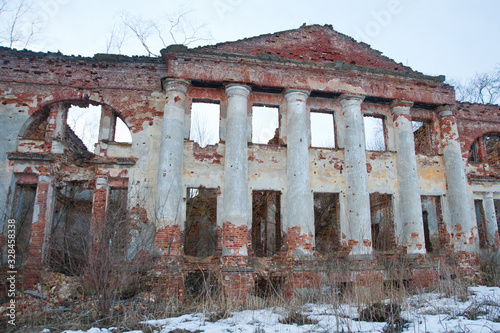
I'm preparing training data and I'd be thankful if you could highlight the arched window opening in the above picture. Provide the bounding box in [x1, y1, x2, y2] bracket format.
[67, 105, 101, 152]
[114, 116, 132, 143]
[469, 133, 500, 165]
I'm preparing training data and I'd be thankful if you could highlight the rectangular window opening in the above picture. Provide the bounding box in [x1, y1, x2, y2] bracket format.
[185, 187, 217, 257]
[469, 140, 478, 163]
[252, 105, 279, 145]
[11, 184, 37, 267]
[474, 199, 488, 249]
[190, 102, 220, 148]
[370, 193, 394, 251]
[50, 182, 92, 275]
[311, 111, 335, 148]
[314, 192, 341, 254]
[184, 270, 219, 300]
[413, 120, 433, 155]
[252, 190, 281, 257]
[253, 275, 284, 299]
[364, 115, 386, 151]
[421, 196, 442, 253]
[494, 199, 500, 235]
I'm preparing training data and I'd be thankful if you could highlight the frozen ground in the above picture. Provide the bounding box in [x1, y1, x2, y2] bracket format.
[49, 286, 500, 333]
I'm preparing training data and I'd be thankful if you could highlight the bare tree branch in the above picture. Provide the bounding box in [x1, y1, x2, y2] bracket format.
[451, 67, 500, 105]
[0, 0, 43, 49]
[105, 9, 212, 55]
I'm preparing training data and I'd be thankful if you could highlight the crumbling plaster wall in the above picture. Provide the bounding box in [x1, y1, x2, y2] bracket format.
[0, 49, 169, 260]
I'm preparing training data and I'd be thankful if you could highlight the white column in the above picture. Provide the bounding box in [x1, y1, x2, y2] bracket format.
[438, 106, 476, 252]
[483, 192, 498, 248]
[391, 101, 425, 254]
[222, 84, 251, 258]
[285, 89, 314, 256]
[156, 79, 190, 229]
[340, 95, 372, 257]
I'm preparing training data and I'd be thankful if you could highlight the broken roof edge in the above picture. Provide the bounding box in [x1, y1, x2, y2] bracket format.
[192, 24, 421, 74]
[160, 46, 447, 83]
[0, 46, 162, 64]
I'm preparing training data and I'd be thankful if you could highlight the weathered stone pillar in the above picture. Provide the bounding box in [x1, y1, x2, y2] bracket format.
[98, 105, 116, 142]
[24, 175, 54, 287]
[284, 89, 314, 258]
[91, 176, 109, 236]
[391, 101, 425, 254]
[26, 175, 54, 267]
[438, 106, 476, 252]
[96, 105, 116, 156]
[46, 102, 67, 153]
[483, 192, 498, 249]
[155, 79, 189, 260]
[438, 106, 479, 278]
[222, 84, 251, 263]
[221, 84, 253, 305]
[340, 95, 372, 257]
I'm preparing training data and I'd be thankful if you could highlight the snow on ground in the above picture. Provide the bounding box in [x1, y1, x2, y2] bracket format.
[58, 286, 500, 333]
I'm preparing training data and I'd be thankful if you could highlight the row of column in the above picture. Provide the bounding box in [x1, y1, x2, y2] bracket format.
[155, 79, 477, 262]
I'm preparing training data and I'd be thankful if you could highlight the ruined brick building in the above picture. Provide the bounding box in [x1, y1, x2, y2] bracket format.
[1, 25, 499, 301]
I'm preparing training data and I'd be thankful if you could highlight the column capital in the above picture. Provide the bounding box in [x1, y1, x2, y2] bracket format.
[437, 104, 457, 118]
[162, 78, 190, 93]
[339, 94, 365, 103]
[225, 83, 251, 98]
[390, 100, 413, 115]
[284, 89, 310, 101]
[484, 192, 494, 199]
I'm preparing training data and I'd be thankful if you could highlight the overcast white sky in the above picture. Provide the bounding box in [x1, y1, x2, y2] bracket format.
[26, 0, 500, 83]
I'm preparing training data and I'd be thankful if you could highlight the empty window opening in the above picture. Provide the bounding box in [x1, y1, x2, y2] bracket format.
[494, 199, 500, 235]
[252, 190, 281, 257]
[106, 187, 130, 257]
[67, 105, 101, 152]
[185, 187, 217, 257]
[184, 271, 219, 301]
[190, 102, 220, 147]
[469, 134, 500, 165]
[252, 105, 279, 144]
[11, 184, 37, 267]
[421, 196, 443, 252]
[370, 193, 395, 251]
[413, 120, 433, 155]
[484, 135, 500, 165]
[114, 116, 132, 143]
[253, 275, 284, 299]
[469, 139, 479, 163]
[364, 115, 386, 151]
[314, 192, 341, 254]
[49, 182, 92, 275]
[422, 211, 432, 253]
[474, 199, 488, 249]
[310, 111, 335, 148]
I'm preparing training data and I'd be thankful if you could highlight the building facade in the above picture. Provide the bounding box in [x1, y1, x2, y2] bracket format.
[1, 25, 499, 301]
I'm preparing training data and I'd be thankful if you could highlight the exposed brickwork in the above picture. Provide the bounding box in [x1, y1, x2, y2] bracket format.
[221, 271, 254, 305]
[155, 225, 182, 261]
[199, 25, 415, 74]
